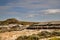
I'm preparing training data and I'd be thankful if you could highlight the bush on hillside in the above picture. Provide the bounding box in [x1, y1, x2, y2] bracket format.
[37, 31, 51, 38]
[49, 37, 60, 40]
[16, 35, 39, 40]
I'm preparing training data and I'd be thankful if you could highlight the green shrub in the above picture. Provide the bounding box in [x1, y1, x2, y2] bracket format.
[28, 34, 39, 40]
[16, 36, 28, 40]
[49, 37, 60, 40]
[37, 31, 51, 38]
[16, 31, 60, 40]
[16, 35, 39, 40]
[51, 31, 60, 36]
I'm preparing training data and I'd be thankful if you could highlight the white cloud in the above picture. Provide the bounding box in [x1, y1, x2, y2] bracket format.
[6, 0, 60, 9]
[25, 10, 41, 18]
[26, 14, 39, 18]
[0, 10, 20, 14]
[25, 9, 59, 18]
[7, 12, 20, 14]
[25, 9, 60, 18]
[0, 6, 12, 10]
[0, 0, 60, 11]
[0, 0, 60, 16]
[41, 9, 60, 14]
[6, 0, 51, 9]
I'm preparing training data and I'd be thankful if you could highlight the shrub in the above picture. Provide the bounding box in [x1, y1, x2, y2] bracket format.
[49, 37, 60, 40]
[53, 31, 60, 36]
[16, 35, 39, 40]
[16, 36, 28, 40]
[37, 31, 51, 38]
[27, 34, 39, 40]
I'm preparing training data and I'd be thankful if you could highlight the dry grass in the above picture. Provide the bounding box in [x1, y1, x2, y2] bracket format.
[0, 29, 60, 40]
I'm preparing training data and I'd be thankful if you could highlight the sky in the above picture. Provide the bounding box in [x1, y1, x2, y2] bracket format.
[0, 0, 60, 22]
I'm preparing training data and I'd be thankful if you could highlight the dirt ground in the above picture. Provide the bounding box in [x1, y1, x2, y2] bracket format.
[0, 29, 58, 40]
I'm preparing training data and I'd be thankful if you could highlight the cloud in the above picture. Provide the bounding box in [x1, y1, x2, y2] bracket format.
[10, 2, 48, 9]
[6, 12, 20, 14]
[41, 9, 60, 14]
[26, 14, 39, 18]
[0, 0, 60, 22]
[25, 10, 42, 18]
[0, 0, 60, 11]
[5, 0, 60, 9]
[0, 10, 20, 14]
[0, 6, 12, 10]
[25, 9, 60, 18]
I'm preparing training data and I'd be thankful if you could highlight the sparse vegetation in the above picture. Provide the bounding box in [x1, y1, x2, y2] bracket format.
[16, 35, 39, 40]
[37, 31, 51, 38]
[49, 37, 60, 40]
[16, 30, 60, 40]
[51, 31, 60, 36]
[0, 18, 60, 40]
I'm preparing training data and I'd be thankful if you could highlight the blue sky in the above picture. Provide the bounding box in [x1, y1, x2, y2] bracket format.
[0, 0, 60, 22]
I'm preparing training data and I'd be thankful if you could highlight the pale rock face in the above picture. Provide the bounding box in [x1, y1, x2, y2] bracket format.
[8, 24, 18, 27]
[19, 25, 23, 27]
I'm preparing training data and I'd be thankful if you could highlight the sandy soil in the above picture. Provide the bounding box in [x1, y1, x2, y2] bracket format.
[0, 29, 59, 40]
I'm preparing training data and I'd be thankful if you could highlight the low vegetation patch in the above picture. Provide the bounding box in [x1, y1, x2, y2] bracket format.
[16, 35, 39, 40]
[16, 30, 60, 40]
[49, 37, 60, 40]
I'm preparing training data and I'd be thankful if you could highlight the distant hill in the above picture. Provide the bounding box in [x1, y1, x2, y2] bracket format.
[0, 18, 34, 25]
[0, 18, 60, 25]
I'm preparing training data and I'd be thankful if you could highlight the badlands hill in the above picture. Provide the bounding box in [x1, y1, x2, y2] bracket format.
[0, 18, 60, 25]
[0, 18, 34, 25]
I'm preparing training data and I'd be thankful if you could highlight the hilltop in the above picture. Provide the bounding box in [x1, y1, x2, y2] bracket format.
[0, 18, 60, 25]
[0, 18, 34, 25]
